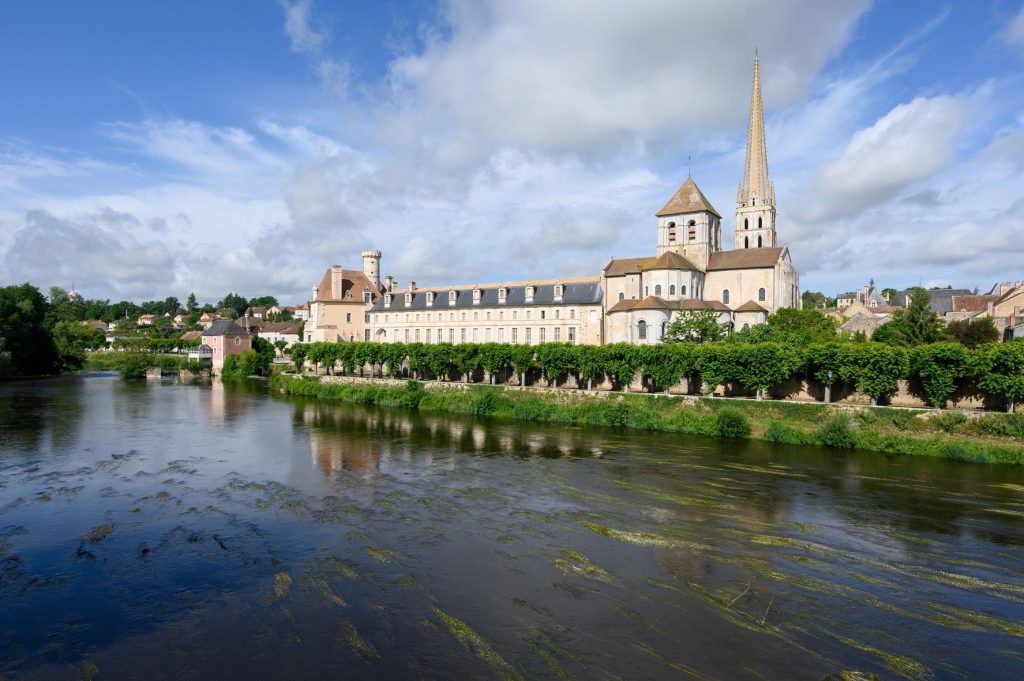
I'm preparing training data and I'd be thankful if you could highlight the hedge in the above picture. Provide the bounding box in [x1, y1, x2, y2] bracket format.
[281, 339, 1024, 411]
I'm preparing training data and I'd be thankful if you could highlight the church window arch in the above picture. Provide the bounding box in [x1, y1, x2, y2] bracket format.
[682, 285, 687, 296]
[744, 236, 749, 249]
[758, 216, 763, 229]
[722, 289, 730, 305]
[638, 320, 647, 340]
[618, 292, 624, 301]
[742, 323, 750, 331]
[757, 235, 762, 248]
[669, 284, 676, 296]
[661, 321, 667, 337]
[668, 221, 676, 242]
[655, 285, 662, 296]
[744, 218, 749, 230]
[758, 287, 766, 302]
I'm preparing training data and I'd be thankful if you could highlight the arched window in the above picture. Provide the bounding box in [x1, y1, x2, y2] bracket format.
[758, 287, 766, 302]
[742, 323, 750, 331]
[618, 292, 625, 301]
[668, 221, 676, 242]
[757, 235, 763, 248]
[758, 216, 763, 229]
[744, 218, 749, 230]
[655, 285, 662, 296]
[638, 320, 647, 339]
[744, 237, 749, 249]
[688, 220, 696, 226]
[669, 284, 676, 296]
[722, 290, 730, 305]
[682, 285, 687, 296]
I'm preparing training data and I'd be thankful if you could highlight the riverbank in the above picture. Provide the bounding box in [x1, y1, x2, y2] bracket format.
[270, 374, 1024, 465]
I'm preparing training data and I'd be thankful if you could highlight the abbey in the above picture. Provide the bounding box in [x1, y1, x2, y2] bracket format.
[305, 55, 799, 346]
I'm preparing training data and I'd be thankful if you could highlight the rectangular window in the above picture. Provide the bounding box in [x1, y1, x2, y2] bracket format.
[539, 328, 546, 343]
[512, 328, 518, 343]
[512, 310, 517, 320]
[404, 329, 410, 342]
[554, 327, 561, 341]
[364, 314, 370, 323]
[526, 328, 532, 344]
[568, 327, 576, 343]
[426, 328, 432, 343]
[234, 337, 240, 346]
[364, 329, 370, 341]
[461, 328, 467, 343]
[485, 328, 491, 341]
[498, 328, 504, 342]
[448, 328, 454, 343]
[346, 313, 352, 322]
[473, 328, 479, 342]
[570, 308, 576, 319]
[415, 329, 420, 341]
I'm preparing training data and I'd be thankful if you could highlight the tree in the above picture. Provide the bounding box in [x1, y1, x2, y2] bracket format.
[217, 293, 248, 317]
[662, 310, 730, 344]
[186, 293, 198, 313]
[910, 343, 970, 408]
[764, 308, 838, 345]
[51, 321, 105, 371]
[971, 340, 1024, 413]
[0, 284, 59, 377]
[882, 287, 897, 302]
[801, 291, 828, 309]
[882, 288, 947, 346]
[248, 295, 278, 308]
[947, 317, 1000, 348]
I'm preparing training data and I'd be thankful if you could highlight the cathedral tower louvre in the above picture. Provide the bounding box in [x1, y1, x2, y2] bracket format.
[735, 50, 776, 250]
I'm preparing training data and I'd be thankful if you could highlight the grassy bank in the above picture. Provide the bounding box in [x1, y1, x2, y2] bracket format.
[270, 375, 1024, 465]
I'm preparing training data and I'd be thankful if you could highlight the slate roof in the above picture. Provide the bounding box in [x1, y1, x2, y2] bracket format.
[656, 176, 721, 218]
[707, 247, 785, 270]
[893, 289, 972, 314]
[202, 319, 249, 336]
[370, 280, 602, 313]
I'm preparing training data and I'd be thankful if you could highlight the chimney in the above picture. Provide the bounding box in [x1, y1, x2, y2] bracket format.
[409, 281, 416, 291]
[385, 275, 393, 292]
[361, 249, 381, 288]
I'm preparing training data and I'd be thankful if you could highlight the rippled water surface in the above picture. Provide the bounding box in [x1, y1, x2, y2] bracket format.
[1, 374, 1023, 680]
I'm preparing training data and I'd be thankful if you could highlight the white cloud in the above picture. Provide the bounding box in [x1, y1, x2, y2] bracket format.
[279, 0, 349, 95]
[1005, 7, 1024, 45]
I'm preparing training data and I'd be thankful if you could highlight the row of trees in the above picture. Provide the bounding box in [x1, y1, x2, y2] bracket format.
[110, 337, 202, 352]
[44, 287, 284, 324]
[286, 338, 1024, 412]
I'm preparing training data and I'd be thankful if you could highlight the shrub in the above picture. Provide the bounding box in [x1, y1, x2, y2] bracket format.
[118, 353, 151, 380]
[399, 380, 425, 410]
[764, 419, 806, 445]
[716, 407, 751, 438]
[468, 388, 499, 416]
[932, 411, 967, 434]
[818, 413, 857, 449]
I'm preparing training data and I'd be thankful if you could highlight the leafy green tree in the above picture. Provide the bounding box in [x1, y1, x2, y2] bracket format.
[0, 283, 59, 376]
[882, 288, 947, 346]
[854, 343, 910, 404]
[763, 308, 838, 345]
[633, 344, 695, 392]
[273, 340, 288, 356]
[805, 343, 859, 402]
[734, 342, 804, 399]
[947, 317, 1000, 348]
[662, 310, 730, 344]
[51, 321, 105, 370]
[970, 340, 1024, 412]
[186, 293, 198, 313]
[910, 342, 970, 408]
[882, 287, 897, 302]
[217, 292, 249, 317]
[535, 343, 575, 386]
[801, 291, 828, 309]
[509, 345, 535, 387]
[248, 295, 278, 308]
[576, 345, 605, 390]
[479, 343, 512, 384]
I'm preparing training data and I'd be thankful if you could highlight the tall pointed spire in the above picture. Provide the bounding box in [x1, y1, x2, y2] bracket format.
[737, 49, 774, 207]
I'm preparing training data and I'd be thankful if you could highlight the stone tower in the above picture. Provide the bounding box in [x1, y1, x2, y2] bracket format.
[361, 249, 381, 288]
[735, 51, 777, 250]
[655, 176, 722, 270]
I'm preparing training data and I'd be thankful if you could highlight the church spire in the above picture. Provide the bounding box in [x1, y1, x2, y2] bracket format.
[737, 49, 774, 208]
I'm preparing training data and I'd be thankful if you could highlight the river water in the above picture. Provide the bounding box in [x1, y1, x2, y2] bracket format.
[1, 374, 1022, 680]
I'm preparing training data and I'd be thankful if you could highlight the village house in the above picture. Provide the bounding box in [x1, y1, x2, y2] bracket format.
[305, 252, 386, 343]
[137, 314, 157, 326]
[196, 319, 251, 371]
[256, 322, 302, 352]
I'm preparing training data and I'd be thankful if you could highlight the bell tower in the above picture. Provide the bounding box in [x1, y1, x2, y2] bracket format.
[735, 50, 777, 250]
[655, 175, 721, 270]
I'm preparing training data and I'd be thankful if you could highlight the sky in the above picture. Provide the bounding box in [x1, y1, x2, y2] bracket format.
[1, 0, 1023, 305]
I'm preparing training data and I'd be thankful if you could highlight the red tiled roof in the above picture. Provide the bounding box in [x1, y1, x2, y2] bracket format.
[314, 267, 385, 303]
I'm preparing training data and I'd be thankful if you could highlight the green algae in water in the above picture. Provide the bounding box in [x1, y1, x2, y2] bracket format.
[307, 577, 347, 607]
[553, 548, 615, 584]
[338, 620, 379, 660]
[77, 661, 99, 681]
[433, 607, 524, 681]
[80, 523, 115, 543]
[365, 546, 400, 562]
[273, 571, 293, 600]
[832, 634, 931, 680]
[522, 628, 578, 680]
[578, 519, 713, 551]
[327, 557, 359, 580]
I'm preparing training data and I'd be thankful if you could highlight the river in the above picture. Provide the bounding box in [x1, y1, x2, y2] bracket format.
[1, 373, 1022, 680]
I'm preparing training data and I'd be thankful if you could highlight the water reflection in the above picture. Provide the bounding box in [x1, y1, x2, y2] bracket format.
[1, 375, 1023, 680]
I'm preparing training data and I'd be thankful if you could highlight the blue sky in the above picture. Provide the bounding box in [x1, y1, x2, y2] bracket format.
[2, 0, 1023, 303]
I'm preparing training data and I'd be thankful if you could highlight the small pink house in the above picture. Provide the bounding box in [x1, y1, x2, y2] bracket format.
[200, 319, 251, 370]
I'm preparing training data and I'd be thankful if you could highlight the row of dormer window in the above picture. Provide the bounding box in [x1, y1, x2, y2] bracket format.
[376, 308, 578, 323]
[382, 284, 567, 308]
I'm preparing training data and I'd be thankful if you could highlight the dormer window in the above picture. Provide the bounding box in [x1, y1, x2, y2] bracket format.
[404, 292, 413, 306]
[362, 289, 371, 304]
[498, 287, 507, 303]
[473, 288, 482, 305]
[426, 291, 435, 306]
[525, 285, 535, 303]
[553, 284, 564, 302]
[384, 294, 392, 308]
[448, 290, 457, 304]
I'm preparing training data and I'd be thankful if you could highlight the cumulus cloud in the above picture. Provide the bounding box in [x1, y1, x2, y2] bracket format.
[4, 210, 177, 297]
[795, 94, 969, 224]
[279, 0, 349, 95]
[384, 0, 870, 159]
